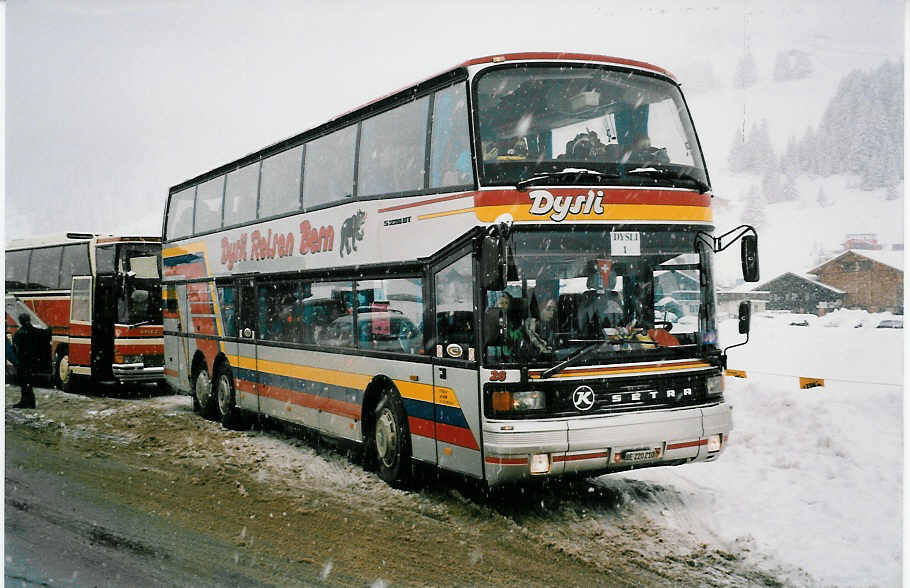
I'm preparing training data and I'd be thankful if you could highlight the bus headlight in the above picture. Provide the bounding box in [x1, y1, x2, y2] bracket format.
[115, 354, 144, 365]
[491, 390, 546, 413]
[706, 375, 724, 399]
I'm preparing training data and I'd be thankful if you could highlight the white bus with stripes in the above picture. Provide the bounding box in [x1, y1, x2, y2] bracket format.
[162, 53, 759, 487]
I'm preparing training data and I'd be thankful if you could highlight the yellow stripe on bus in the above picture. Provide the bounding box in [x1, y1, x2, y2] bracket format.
[225, 354, 456, 407]
[473, 204, 713, 223]
[163, 242, 210, 258]
[530, 361, 712, 379]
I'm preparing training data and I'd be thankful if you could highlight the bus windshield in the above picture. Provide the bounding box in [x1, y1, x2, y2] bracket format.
[483, 228, 716, 365]
[474, 65, 708, 191]
[116, 243, 162, 325]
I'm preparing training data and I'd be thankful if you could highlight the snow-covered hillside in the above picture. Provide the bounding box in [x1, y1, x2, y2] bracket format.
[682, 50, 903, 285]
[609, 310, 903, 587]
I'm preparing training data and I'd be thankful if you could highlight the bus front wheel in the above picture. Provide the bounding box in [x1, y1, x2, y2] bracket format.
[372, 388, 412, 487]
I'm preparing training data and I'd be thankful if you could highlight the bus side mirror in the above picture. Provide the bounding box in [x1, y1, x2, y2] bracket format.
[483, 307, 505, 346]
[738, 300, 752, 334]
[741, 234, 760, 282]
[480, 234, 505, 291]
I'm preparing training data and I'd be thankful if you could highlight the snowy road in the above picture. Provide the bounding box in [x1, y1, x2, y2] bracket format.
[4, 310, 900, 586]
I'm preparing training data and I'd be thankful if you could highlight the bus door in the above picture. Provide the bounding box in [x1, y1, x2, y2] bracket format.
[92, 274, 117, 382]
[430, 251, 483, 479]
[236, 279, 261, 414]
[68, 276, 94, 382]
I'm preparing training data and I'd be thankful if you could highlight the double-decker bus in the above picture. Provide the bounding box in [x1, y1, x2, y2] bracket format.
[162, 52, 758, 488]
[5, 233, 165, 391]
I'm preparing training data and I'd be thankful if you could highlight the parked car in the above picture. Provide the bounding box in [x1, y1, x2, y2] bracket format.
[325, 312, 422, 353]
[876, 319, 903, 329]
[789, 319, 810, 327]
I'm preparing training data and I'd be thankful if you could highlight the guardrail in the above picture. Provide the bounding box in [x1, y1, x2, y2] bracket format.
[725, 369, 902, 389]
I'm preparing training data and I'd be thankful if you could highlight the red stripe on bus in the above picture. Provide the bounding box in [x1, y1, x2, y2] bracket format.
[26, 298, 71, 330]
[408, 416, 435, 439]
[460, 53, 676, 80]
[553, 452, 608, 463]
[474, 189, 710, 209]
[248, 381, 361, 421]
[377, 191, 473, 213]
[191, 319, 217, 336]
[114, 343, 164, 355]
[70, 343, 91, 364]
[69, 323, 92, 337]
[435, 422, 479, 450]
[484, 456, 529, 465]
[114, 325, 163, 338]
[667, 439, 707, 450]
[164, 262, 207, 280]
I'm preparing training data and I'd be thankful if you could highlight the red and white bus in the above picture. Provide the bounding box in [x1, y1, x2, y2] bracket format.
[162, 53, 758, 487]
[5, 233, 165, 390]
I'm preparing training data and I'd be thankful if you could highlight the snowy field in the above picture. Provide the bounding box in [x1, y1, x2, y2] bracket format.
[609, 309, 903, 586]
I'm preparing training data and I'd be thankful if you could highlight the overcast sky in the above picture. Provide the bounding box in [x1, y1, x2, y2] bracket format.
[4, 0, 904, 242]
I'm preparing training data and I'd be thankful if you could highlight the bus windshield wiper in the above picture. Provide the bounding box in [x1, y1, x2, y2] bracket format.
[516, 169, 620, 191]
[540, 338, 609, 379]
[626, 167, 710, 193]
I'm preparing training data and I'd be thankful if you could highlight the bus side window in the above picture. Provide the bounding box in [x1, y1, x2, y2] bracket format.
[359, 97, 429, 197]
[434, 254, 473, 353]
[429, 84, 472, 189]
[305, 281, 354, 347]
[217, 285, 236, 338]
[258, 280, 301, 342]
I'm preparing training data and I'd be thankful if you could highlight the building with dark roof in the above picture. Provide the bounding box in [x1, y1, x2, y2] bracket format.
[808, 250, 903, 313]
[754, 272, 845, 315]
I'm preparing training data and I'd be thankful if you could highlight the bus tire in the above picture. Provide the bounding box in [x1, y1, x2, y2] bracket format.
[214, 362, 242, 430]
[192, 366, 217, 420]
[55, 350, 80, 393]
[372, 387, 412, 487]
[54, 350, 68, 390]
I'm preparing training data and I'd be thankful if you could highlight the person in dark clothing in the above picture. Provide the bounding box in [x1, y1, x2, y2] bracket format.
[11, 313, 41, 408]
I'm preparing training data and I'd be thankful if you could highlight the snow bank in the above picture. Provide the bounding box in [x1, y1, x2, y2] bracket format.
[611, 311, 902, 586]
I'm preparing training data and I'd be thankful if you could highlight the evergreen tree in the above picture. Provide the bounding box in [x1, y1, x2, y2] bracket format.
[773, 51, 792, 82]
[742, 185, 765, 227]
[780, 137, 800, 179]
[727, 128, 748, 173]
[780, 175, 799, 202]
[734, 51, 759, 89]
[797, 60, 904, 188]
[791, 51, 813, 79]
[762, 167, 783, 202]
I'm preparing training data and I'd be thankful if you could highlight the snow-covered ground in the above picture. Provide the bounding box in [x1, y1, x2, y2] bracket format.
[609, 309, 903, 586]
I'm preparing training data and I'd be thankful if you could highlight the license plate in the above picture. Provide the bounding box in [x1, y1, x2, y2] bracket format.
[621, 448, 659, 462]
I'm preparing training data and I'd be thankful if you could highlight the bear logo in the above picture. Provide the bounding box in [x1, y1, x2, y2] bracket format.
[339, 209, 366, 257]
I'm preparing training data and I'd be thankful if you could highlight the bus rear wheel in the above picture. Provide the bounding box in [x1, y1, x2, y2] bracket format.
[372, 388, 412, 487]
[192, 367, 217, 420]
[215, 363, 242, 430]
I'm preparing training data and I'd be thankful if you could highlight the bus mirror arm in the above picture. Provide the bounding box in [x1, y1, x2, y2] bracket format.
[695, 225, 760, 283]
[479, 223, 513, 291]
[483, 308, 505, 347]
[721, 300, 752, 368]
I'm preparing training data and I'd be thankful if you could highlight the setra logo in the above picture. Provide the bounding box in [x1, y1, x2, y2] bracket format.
[529, 189, 605, 222]
[572, 385, 596, 411]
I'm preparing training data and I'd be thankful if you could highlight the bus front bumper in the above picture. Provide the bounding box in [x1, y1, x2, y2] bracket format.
[482, 402, 732, 486]
[112, 363, 165, 382]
